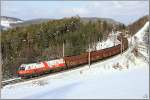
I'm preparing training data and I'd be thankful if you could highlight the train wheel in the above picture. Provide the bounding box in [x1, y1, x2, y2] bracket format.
[45, 70, 49, 74]
[21, 76, 29, 79]
[30, 75, 33, 78]
[35, 74, 39, 77]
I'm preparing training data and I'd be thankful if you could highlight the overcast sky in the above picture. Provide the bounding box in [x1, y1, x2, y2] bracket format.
[1, 1, 149, 25]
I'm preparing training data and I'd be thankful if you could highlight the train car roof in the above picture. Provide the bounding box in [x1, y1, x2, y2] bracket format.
[20, 58, 64, 68]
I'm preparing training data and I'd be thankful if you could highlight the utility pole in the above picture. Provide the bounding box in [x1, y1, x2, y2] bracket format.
[0, 45, 2, 89]
[146, 32, 149, 55]
[114, 31, 116, 46]
[99, 38, 102, 50]
[112, 24, 115, 46]
[123, 39, 124, 52]
[112, 24, 116, 46]
[131, 35, 132, 47]
[88, 44, 91, 68]
[121, 36, 122, 55]
[63, 42, 65, 57]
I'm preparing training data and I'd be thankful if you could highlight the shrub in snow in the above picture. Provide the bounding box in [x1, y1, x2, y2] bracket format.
[32, 80, 48, 86]
[132, 48, 139, 57]
[80, 70, 83, 74]
[112, 63, 123, 70]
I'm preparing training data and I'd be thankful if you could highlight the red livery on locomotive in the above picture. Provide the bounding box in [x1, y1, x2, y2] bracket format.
[18, 35, 128, 78]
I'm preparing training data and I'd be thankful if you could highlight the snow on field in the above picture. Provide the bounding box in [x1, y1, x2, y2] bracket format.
[96, 38, 120, 50]
[134, 21, 149, 42]
[1, 20, 22, 28]
[1, 46, 149, 99]
[1, 22, 149, 99]
[96, 31, 120, 50]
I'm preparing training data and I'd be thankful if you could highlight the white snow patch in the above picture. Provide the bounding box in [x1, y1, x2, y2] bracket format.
[1, 45, 149, 99]
[1, 22, 149, 99]
[134, 21, 149, 43]
[96, 38, 120, 50]
[96, 31, 120, 50]
[1, 20, 22, 28]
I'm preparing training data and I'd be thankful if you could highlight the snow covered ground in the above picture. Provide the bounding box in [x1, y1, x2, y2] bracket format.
[134, 21, 149, 42]
[96, 31, 120, 50]
[96, 38, 120, 50]
[1, 20, 22, 30]
[1, 22, 149, 99]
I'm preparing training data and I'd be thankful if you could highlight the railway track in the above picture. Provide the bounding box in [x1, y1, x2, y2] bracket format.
[1, 47, 129, 88]
[1, 36, 128, 88]
[2, 78, 22, 87]
[1, 66, 86, 87]
[1, 66, 83, 87]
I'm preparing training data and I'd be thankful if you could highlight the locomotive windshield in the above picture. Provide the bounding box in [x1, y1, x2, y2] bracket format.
[19, 67, 25, 70]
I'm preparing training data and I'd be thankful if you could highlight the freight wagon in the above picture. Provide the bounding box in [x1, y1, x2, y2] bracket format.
[18, 35, 128, 78]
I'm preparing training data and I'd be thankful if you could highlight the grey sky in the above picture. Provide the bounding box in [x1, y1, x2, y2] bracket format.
[1, 1, 149, 25]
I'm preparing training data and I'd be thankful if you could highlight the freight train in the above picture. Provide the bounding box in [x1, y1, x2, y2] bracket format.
[18, 35, 128, 78]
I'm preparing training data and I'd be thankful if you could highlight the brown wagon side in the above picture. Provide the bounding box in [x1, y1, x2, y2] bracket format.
[90, 49, 103, 62]
[64, 53, 88, 68]
[64, 36, 128, 69]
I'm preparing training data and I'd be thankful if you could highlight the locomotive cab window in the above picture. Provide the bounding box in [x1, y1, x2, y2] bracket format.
[19, 67, 25, 70]
[28, 66, 31, 69]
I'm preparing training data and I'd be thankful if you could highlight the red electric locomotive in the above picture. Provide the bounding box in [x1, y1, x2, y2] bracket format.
[18, 35, 128, 79]
[18, 59, 66, 78]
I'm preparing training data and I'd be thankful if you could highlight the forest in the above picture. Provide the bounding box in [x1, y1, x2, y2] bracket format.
[128, 15, 148, 35]
[1, 16, 126, 79]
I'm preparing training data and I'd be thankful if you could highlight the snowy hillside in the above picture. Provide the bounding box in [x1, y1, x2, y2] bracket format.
[1, 16, 23, 30]
[134, 21, 149, 42]
[96, 31, 120, 50]
[1, 22, 149, 99]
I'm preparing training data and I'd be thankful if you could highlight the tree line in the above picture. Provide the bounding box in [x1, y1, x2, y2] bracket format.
[1, 16, 126, 79]
[127, 15, 148, 35]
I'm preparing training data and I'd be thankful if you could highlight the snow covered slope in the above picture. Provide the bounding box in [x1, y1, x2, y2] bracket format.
[1, 16, 23, 30]
[1, 22, 149, 99]
[134, 21, 149, 42]
[132, 21, 149, 62]
[1, 46, 149, 99]
[1, 20, 22, 28]
[96, 31, 120, 50]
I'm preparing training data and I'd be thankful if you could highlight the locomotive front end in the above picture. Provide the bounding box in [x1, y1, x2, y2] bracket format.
[17, 64, 26, 77]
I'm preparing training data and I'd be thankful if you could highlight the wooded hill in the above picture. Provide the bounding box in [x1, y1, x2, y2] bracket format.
[1, 16, 125, 79]
[128, 15, 149, 35]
